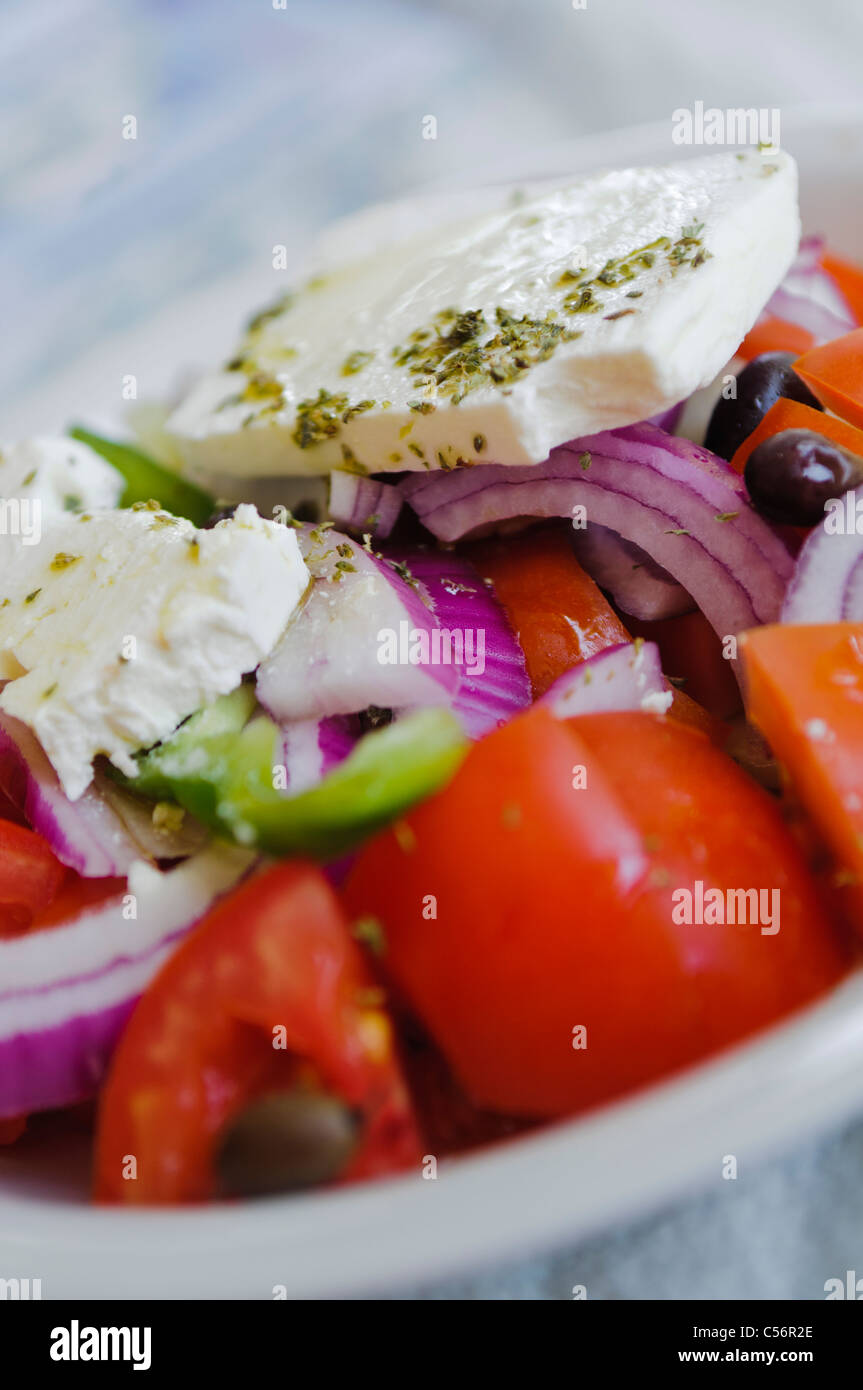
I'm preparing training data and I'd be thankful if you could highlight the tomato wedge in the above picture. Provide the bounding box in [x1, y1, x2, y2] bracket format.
[794, 328, 863, 431]
[464, 524, 629, 696]
[466, 522, 722, 739]
[0, 820, 67, 937]
[625, 609, 741, 721]
[741, 622, 863, 937]
[95, 862, 419, 1203]
[345, 707, 846, 1118]
[729, 397, 863, 475]
[738, 317, 815, 361]
[821, 251, 863, 327]
[31, 874, 126, 930]
[0, 1116, 27, 1145]
[464, 522, 723, 738]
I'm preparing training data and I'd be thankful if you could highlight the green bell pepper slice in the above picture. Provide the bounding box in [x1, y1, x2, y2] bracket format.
[128, 705, 467, 858]
[70, 426, 215, 527]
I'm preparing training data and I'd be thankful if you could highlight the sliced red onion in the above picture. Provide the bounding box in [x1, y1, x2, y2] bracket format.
[571, 523, 695, 621]
[760, 235, 856, 345]
[0, 844, 254, 1118]
[392, 549, 531, 738]
[278, 715, 359, 794]
[781, 488, 863, 621]
[0, 714, 204, 874]
[257, 527, 458, 721]
[96, 775, 209, 863]
[647, 402, 684, 433]
[0, 714, 141, 878]
[328, 472, 403, 539]
[399, 425, 794, 651]
[541, 641, 670, 718]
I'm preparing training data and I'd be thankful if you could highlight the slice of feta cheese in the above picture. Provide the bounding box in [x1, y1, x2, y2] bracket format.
[0, 503, 308, 799]
[166, 150, 799, 479]
[0, 437, 124, 573]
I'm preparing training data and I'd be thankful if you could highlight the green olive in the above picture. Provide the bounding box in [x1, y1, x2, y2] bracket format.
[216, 1091, 360, 1198]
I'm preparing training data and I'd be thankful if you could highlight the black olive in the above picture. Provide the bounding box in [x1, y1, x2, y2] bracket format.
[215, 1091, 360, 1198]
[705, 352, 823, 461]
[744, 429, 863, 526]
[358, 705, 393, 732]
[202, 503, 239, 528]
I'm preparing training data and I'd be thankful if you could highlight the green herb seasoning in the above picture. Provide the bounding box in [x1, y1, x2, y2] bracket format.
[388, 558, 416, 588]
[352, 915, 387, 957]
[245, 293, 294, 335]
[153, 801, 186, 835]
[240, 372, 284, 406]
[50, 552, 81, 571]
[292, 389, 350, 449]
[338, 444, 369, 475]
[391, 305, 580, 406]
[341, 399, 376, 425]
[393, 820, 417, 854]
[341, 350, 375, 377]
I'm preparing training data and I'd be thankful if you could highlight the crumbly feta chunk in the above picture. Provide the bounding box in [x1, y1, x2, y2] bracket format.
[0, 503, 308, 798]
[0, 437, 124, 570]
[167, 150, 799, 478]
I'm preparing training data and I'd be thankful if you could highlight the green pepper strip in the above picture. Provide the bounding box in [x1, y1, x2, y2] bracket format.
[127, 704, 467, 859]
[70, 426, 215, 527]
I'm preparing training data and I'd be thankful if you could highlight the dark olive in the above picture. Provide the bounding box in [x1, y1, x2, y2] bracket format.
[215, 1091, 360, 1198]
[202, 503, 239, 528]
[705, 351, 822, 461]
[358, 705, 393, 732]
[744, 429, 863, 526]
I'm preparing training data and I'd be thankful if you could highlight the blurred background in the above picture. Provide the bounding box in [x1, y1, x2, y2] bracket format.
[2, 0, 863, 1298]
[4, 0, 863, 425]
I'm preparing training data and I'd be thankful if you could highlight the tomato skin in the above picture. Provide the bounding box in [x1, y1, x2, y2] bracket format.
[742, 622, 863, 938]
[0, 1116, 27, 1145]
[821, 251, 863, 326]
[625, 609, 741, 721]
[0, 820, 67, 937]
[738, 317, 815, 361]
[95, 862, 420, 1203]
[731, 396, 863, 476]
[400, 1022, 534, 1157]
[28, 874, 126, 931]
[345, 708, 847, 1119]
[794, 328, 863, 431]
[465, 524, 629, 695]
[465, 524, 725, 737]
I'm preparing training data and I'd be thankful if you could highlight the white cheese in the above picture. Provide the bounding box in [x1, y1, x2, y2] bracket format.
[0, 437, 124, 571]
[0, 503, 308, 799]
[167, 150, 799, 478]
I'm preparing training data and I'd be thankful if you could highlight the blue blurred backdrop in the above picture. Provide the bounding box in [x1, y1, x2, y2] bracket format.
[4, 0, 862, 414]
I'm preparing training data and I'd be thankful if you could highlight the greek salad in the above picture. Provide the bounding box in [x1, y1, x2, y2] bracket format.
[2, 148, 863, 1203]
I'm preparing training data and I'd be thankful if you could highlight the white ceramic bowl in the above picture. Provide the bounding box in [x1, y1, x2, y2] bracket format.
[2, 105, 863, 1300]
